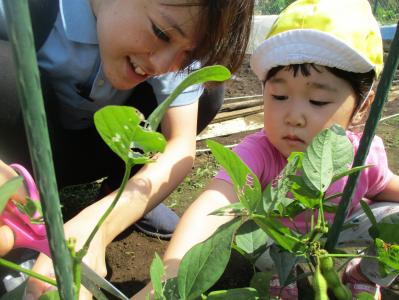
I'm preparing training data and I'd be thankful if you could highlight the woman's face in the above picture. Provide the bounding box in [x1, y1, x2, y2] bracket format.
[94, 0, 203, 90]
[263, 66, 357, 158]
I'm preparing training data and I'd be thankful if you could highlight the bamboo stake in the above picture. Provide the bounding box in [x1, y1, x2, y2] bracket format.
[2, 1, 74, 299]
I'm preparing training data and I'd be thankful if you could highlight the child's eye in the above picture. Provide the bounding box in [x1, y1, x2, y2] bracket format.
[271, 95, 288, 101]
[152, 23, 170, 42]
[310, 100, 330, 106]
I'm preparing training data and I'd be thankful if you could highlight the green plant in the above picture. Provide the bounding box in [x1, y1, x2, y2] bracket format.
[147, 125, 399, 299]
[0, 65, 231, 300]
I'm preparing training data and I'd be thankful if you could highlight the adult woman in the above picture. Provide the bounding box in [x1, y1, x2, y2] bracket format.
[0, 0, 254, 298]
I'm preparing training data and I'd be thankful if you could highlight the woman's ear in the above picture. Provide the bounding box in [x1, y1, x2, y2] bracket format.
[352, 90, 375, 125]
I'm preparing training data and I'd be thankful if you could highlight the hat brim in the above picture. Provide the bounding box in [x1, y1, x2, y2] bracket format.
[250, 29, 375, 81]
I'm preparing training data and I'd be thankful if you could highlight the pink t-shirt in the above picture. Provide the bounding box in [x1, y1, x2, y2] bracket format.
[215, 130, 393, 232]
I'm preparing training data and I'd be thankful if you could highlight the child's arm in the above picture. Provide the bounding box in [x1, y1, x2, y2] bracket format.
[373, 174, 399, 202]
[132, 178, 238, 300]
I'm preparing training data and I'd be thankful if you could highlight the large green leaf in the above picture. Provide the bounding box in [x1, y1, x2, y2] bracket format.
[148, 65, 231, 130]
[178, 218, 241, 300]
[301, 128, 333, 192]
[206, 288, 259, 299]
[150, 253, 166, 300]
[0, 176, 23, 214]
[208, 140, 262, 213]
[235, 220, 269, 261]
[94, 106, 166, 166]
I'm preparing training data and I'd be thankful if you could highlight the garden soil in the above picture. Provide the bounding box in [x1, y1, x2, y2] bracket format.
[103, 55, 399, 299]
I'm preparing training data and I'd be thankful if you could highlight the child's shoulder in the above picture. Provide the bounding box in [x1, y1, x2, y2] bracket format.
[346, 131, 385, 150]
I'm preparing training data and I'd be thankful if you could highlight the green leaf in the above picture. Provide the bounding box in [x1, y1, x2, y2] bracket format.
[162, 278, 180, 300]
[301, 128, 333, 192]
[250, 271, 273, 299]
[0, 176, 23, 214]
[94, 106, 167, 166]
[235, 220, 269, 261]
[206, 288, 259, 299]
[331, 165, 370, 184]
[329, 124, 354, 175]
[207, 140, 262, 213]
[253, 215, 303, 252]
[13, 197, 44, 224]
[269, 244, 298, 287]
[150, 253, 166, 300]
[369, 213, 399, 243]
[38, 290, 61, 300]
[178, 218, 241, 300]
[0, 280, 27, 300]
[148, 65, 231, 130]
[209, 202, 246, 216]
[375, 238, 399, 273]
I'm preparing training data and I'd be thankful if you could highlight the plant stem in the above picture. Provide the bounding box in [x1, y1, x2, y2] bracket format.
[0, 258, 57, 286]
[78, 164, 132, 257]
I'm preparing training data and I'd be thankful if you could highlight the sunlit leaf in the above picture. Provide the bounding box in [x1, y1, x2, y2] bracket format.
[253, 215, 304, 252]
[0, 176, 23, 214]
[150, 253, 166, 300]
[94, 106, 166, 166]
[329, 124, 354, 175]
[375, 238, 399, 274]
[206, 287, 259, 299]
[38, 290, 60, 300]
[178, 218, 241, 300]
[148, 65, 231, 130]
[208, 140, 262, 213]
[301, 128, 333, 192]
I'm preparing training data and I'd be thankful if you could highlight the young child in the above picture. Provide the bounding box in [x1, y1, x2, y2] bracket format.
[133, 0, 399, 299]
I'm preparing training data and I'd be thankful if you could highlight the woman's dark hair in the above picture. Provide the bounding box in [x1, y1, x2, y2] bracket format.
[165, 1, 255, 74]
[265, 64, 375, 108]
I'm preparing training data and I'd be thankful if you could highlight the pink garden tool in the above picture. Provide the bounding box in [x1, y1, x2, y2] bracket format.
[0, 164, 49, 256]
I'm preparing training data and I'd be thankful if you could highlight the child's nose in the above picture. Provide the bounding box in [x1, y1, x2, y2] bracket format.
[284, 110, 306, 127]
[149, 47, 186, 74]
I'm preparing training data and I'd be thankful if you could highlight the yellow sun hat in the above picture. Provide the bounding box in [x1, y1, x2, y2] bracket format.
[250, 0, 383, 81]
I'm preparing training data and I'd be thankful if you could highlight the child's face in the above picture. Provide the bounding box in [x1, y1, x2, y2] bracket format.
[263, 66, 357, 158]
[94, 0, 203, 90]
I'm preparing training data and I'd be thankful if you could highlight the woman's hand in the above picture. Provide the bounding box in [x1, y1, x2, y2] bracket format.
[0, 160, 27, 256]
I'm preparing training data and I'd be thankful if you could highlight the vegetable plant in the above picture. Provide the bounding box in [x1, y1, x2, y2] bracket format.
[0, 65, 231, 300]
[147, 125, 399, 300]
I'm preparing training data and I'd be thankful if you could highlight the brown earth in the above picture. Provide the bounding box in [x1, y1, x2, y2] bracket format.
[105, 55, 399, 299]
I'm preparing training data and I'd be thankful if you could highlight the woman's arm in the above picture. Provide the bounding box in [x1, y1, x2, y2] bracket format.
[373, 174, 399, 203]
[28, 102, 199, 299]
[132, 178, 238, 300]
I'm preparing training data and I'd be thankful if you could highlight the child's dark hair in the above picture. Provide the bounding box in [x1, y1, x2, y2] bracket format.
[265, 64, 375, 110]
[165, 1, 254, 74]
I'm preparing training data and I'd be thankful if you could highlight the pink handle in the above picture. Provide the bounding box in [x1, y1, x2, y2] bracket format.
[9, 164, 46, 237]
[0, 211, 50, 256]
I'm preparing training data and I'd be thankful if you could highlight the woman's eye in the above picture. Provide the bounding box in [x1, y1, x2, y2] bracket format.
[152, 23, 170, 42]
[310, 100, 329, 106]
[271, 94, 288, 101]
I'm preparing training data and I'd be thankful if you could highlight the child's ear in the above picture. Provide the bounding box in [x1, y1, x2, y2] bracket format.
[352, 90, 375, 125]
